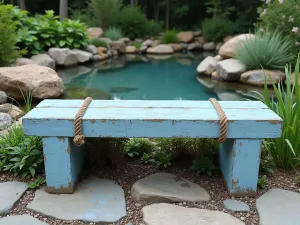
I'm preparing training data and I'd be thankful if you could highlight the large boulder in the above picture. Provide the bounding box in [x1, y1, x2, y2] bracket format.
[147, 45, 174, 54]
[0, 65, 64, 100]
[0, 91, 7, 104]
[216, 59, 246, 81]
[203, 42, 215, 51]
[177, 31, 194, 43]
[15, 58, 36, 66]
[219, 34, 255, 58]
[0, 113, 12, 130]
[142, 39, 153, 47]
[87, 27, 103, 39]
[240, 70, 286, 86]
[0, 104, 23, 119]
[109, 41, 126, 53]
[197, 56, 218, 75]
[125, 46, 137, 54]
[287, 72, 300, 85]
[48, 48, 78, 67]
[86, 45, 98, 55]
[187, 43, 202, 51]
[31, 54, 55, 69]
[168, 44, 182, 52]
[70, 49, 93, 63]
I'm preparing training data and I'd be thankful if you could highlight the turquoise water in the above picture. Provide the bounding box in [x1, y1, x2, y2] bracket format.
[57, 53, 260, 101]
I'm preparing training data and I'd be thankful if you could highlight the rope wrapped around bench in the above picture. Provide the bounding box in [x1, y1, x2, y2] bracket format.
[73, 97, 93, 146]
[209, 98, 228, 143]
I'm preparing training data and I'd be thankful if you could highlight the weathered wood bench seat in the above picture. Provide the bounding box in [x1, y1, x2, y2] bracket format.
[23, 100, 282, 197]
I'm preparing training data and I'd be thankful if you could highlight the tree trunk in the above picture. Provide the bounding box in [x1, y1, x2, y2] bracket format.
[19, 0, 26, 10]
[130, 0, 134, 7]
[59, 0, 68, 21]
[166, 0, 170, 30]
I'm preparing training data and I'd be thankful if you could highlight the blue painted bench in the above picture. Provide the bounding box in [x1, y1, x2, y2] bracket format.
[22, 100, 282, 196]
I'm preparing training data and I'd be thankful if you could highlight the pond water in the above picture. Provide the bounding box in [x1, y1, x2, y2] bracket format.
[56, 53, 263, 101]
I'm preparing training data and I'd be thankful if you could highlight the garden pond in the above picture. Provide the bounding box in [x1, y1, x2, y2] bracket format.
[56, 52, 265, 101]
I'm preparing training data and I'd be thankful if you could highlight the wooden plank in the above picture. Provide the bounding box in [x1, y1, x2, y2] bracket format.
[36, 100, 269, 109]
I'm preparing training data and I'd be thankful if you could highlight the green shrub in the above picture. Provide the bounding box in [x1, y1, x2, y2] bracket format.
[140, 152, 155, 164]
[0, 124, 44, 178]
[161, 30, 178, 44]
[28, 177, 46, 189]
[257, 0, 300, 57]
[104, 27, 123, 41]
[249, 57, 300, 169]
[88, 0, 121, 29]
[132, 42, 142, 49]
[118, 6, 148, 40]
[90, 38, 108, 47]
[201, 16, 236, 42]
[235, 29, 294, 70]
[70, 8, 93, 26]
[260, 147, 275, 175]
[125, 138, 157, 157]
[154, 150, 172, 168]
[258, 175, 267, 188]
[191, 157, 216, 176]
[145, 20, 163, 36]
[0, 5, 25, 66]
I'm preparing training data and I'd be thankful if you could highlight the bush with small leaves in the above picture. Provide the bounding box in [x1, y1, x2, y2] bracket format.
[154, 150, 172, 168]
[125, 138, 157, 157]
[161, 30, 178, 44]
[145, 20, 163, 36]
[257, 175, 267, 188]
[90, 38, 108, 47]
[191, 156, 216, 176]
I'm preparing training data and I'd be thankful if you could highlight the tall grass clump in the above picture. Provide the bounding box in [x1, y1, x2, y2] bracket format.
[235, 29, 294, 70]
[249, 56, 300, 169]
[161, 30, 178, 44]
[104, 27, 123, 41]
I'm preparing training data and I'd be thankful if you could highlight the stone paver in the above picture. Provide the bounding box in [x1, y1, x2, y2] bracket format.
[142, 203, 245, 225]
[0, 182, 28, 214]
[0, 215, 48, 225]
[223, 199, 250, 212]
[27, 176, 126, 223]
[131, 172, 211, 203]
[256, 188, 300, 225]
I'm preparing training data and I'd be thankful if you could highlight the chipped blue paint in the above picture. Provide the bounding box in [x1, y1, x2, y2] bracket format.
[24, 100, 282, 196]
[220, 139, 262, 196]
[43, 137, 83, 193]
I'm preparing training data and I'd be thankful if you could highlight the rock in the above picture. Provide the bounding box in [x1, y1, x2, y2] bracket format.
[70, 49, 93, 63]
[193, 31, 202, 37]
[92, 55, 101, 61]
[99, 37, 112, 44]
[223, 199, 250, 212]
[187, 43, 202, 51]
[146, 54, 173, 60]
[287, 72, 300, 85]
[168, 44, 182, 52]
[0, 65, 64, 100]
[214, 55, 223, 61]
[126, 46, 137, 54]
[216, 59, 246, 81]
[112, 50, 119, 56]
[48, 48, 78, 67]
[223, 35, 233, 43]
[256, 189, 300, 225]
[0, 113, 12, 130]
[195, 36, 206, 44]
[131, 173, 210, 203]
[0, 215, 49, 225]
[87, 27, 103, 39]
[152, 40, 161, 47]
[27, 177, 126, 223]
[219, 34, 255, 58]
[240, 70, 285, 86]
[134, 38, 143, 43]
[197, 56, 218, 75]
[142, 203, 245, 225]
[177, 58, 193, 66]
[86, 45, 98, 55]
[147, 45, 174, 54]
[0, 91, 7, 104]
[217, 92, 242, 101]
[0, 104, 23, 119]
[31, 54, 55, 69]
[0, 182, 28, 214]
[211, 71, 222, 80]
[203, 42, 215, 51]
[109, 41, 126, 53]
[216, 42, 223, 51]
[139, 46, 148, 53]
[180, 43, 188, 50]
[177, 31, 194, 43]
[119, 37, 130, 44]
[15, 58, 36, 66]
[197, 76, 216, 89]
[97, 47, 108, 54]
[142, 39, 153, 47]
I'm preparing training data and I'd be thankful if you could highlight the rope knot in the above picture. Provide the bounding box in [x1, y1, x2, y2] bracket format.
[73, 134, 86, 146]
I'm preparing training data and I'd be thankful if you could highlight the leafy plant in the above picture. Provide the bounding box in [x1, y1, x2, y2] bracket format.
[118, 6, 148, 40]
[145, 20, 163, 36]
[161, 30, 178, 44]
[205, 0, 235, 18]
[90, 38, 108, 47]
[191, 157, 216, 176]
[154, 150, 172, 168]
[140, 153, 155, 164]
[259, 146, 275, 175]
[28, 176, 46, 189]
[248, 56, 300, 169]
[235, 29, 294, 70]
[201, 15, 236, 42]
[0, 4, 25, 66]
[104, 27, 123, 41]
[132, 42, 142, 49]
[88, 0, 121, 29]
[0, 124, 44, 178]
[125, 138, 157, 157]
[257, 175, 267, 188]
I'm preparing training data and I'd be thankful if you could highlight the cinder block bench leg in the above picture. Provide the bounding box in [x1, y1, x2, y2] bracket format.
[219, 139, 262, 197]
[42, 137, 83, 194]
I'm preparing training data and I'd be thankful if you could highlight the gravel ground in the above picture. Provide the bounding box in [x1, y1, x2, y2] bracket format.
[0, 159, 299, 225]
